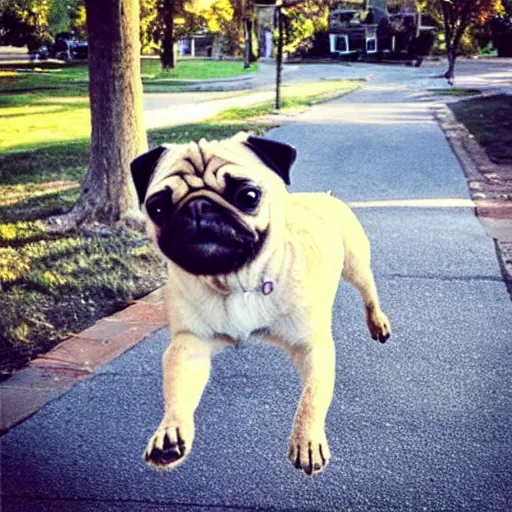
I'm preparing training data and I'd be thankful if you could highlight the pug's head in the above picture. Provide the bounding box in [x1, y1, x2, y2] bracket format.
[131, 133, 296, 276]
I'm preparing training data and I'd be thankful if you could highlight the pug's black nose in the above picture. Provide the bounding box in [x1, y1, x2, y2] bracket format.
[182, 197, 217, 220]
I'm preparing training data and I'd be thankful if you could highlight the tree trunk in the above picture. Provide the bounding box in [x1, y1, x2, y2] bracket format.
[52, 0, 148, 230]
[229, 0, 246, 57]
[160, 0, 175, 69]
[440, 0, 471, 81]
[444, 45, 456, 80]
[243, 19, 252, 68]
[445, 4, 471, 81]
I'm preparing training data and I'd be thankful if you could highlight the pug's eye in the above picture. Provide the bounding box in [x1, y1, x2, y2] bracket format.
[233, 185, 261, 213]
[145, 188, 172, 226]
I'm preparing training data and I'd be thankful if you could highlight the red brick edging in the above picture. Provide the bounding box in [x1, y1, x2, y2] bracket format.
[0, 288, 167, 434]
[434, 102, 512, 295]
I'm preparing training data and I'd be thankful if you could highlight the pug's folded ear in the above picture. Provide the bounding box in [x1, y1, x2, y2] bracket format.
[244, 136, 297, 185]
[130, 145, 171, 205]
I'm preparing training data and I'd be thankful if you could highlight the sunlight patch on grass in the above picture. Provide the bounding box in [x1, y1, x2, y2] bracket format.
[34, 96, 90, 105]
[0, 231, 166, 376]
[0, 105, 91, 150]
[0, 181, 79, 208]
[0, 220, 47, 244]
[0, 70, 18, 78]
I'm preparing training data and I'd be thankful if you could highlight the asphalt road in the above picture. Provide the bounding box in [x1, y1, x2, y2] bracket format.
[2, 66, 512, 511]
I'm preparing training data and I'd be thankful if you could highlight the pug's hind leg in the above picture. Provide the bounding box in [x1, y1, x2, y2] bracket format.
[344, 260, 390, 344]
[287, 336, 335, 476]
[145, 333, 213, 471]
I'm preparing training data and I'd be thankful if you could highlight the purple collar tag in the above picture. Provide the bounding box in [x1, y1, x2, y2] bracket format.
[262, 280, 274, 296]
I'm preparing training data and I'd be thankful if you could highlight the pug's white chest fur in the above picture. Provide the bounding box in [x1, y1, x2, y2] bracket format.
[222, 289, 274, 342]
[205, 286, 281, 343]
[169, 266, 286, 345]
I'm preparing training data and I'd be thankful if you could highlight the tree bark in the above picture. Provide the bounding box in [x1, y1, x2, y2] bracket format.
[52, 0, 148, 230]
[229, 0, 246, 57]
[444, 45, 456, 79]
[160, 0, 176, 69]
[243, 19, 252, 68]
[441, 0, 472, 81]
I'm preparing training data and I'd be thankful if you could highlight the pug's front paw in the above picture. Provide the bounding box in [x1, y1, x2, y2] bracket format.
[144, 419, 194, 471]
[288, 428, 330, 476]
[367, 308, 391, 344]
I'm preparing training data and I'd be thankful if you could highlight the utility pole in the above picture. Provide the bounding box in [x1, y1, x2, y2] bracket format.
[275, 4, 284, 110]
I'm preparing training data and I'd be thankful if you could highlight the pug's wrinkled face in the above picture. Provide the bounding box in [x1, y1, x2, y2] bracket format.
[131, 133, 296, 276]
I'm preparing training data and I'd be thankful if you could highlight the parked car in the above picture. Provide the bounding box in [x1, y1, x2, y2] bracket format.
[52, 32, 88, 60]
[36, 32, 88, 61]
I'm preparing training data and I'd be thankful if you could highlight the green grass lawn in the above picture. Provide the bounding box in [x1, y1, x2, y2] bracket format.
[428, 88, 482, 97]
[0, 61, 360, 379]
[0, 58, 257, 100]
[141, 58, 259, 80]
[449, 94, 512, 165]
[0, 59, 259, 151]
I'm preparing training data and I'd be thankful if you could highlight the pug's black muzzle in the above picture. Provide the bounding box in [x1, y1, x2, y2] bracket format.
[157, 197, 261, 275]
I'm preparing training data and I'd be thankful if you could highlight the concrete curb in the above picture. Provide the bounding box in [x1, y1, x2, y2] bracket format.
[147, 75, 253, 85]
[433, 99, 512, 297]
[0, 288, 167, 434]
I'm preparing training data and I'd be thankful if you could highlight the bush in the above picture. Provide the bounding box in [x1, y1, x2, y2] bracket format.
[490, 15, 512, 57]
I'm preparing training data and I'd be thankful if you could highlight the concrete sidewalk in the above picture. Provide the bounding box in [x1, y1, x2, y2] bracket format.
[2, 62, 512, 511]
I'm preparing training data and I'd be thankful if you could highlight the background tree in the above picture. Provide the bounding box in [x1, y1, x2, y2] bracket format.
[140, 0, 233, 66]
[0, 0, 87, 48]
[181, 0, 234, 46]
[501, 0, 512, 14]
[183, 0, 233, 34]
[226, 0, 248, 57]
[424, 0, 503, 79]
[68, 0, 87, 38]
[159, 0, 178, 68]
[0, 0, 52, 51]
[47, 0, 70, 34]
[282, 0, 329, 55]
[47, 0, 86, 37]
[140, 0, 161, 53]
[52, 0, 148, 229]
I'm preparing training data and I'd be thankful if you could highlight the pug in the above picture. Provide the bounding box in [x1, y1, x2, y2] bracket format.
[131, 132, 390, 476]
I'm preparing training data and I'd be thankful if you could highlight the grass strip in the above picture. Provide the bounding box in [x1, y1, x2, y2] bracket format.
[449, 94, 512, 165]
[428, 88, 481, 97]
[216, 80, 362, 120]
[0, 59, 257, 99]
